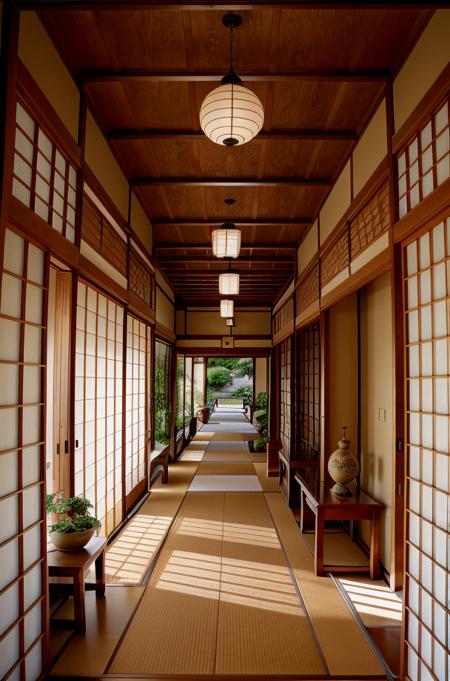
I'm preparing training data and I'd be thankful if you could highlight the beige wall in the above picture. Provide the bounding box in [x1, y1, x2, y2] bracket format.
[185, 308, 271, 337]
[85, 112, 129, 220]
[255, 357, 268, 397]
[352, 99, 387, 197]
[298, 220, 318, 276]
[155, 268, 175, 303]
[359, 272, 393, 570]
[320, 161, 351, 245]
[156, 287, 175, 332]
[130, 193, 153, 254]
[393, 10, 450, 132]
[326, 293, 358, 472]
[19, 12, 79, 139]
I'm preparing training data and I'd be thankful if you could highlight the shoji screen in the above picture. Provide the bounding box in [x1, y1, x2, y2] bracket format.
[13, 101, 77, 243]
[75, 281, 124, 537]
[279, 337, 292, 458]
[404, 214, 450, 681]
[297, 322, 320, 461]
[184, 356, 193, 434]
[125, 315, 150, 502]
[0, 229, 47, 681]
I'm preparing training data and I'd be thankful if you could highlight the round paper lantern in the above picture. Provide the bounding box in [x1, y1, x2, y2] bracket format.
[219, 272, 240, 295]
[220, 299, 234, 318]
[200, 83, 264, 147]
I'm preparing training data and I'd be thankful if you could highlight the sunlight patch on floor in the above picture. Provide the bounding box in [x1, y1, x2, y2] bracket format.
[155, 549, 302, 616]
[103, 514, 172, 583]
[340, 578, 402, 622]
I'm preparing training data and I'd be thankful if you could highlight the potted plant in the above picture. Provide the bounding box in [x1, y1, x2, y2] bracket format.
[47, 493, 101, 552]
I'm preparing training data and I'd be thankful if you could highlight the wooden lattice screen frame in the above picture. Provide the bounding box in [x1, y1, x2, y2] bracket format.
[0, 228, 48, 681]
[403, 211, 450, 681]
[13, 101, 77, 244]
[397, 97, 449, 220]
[74, 280, 125, 537]
[279, 337, 292, 459]
[125, 315, 151, 503]
[296, 321, 320, 461]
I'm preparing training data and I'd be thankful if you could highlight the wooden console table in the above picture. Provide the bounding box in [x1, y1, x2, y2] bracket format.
[295, 468, 382, 579]
[47, 536, 107, 633]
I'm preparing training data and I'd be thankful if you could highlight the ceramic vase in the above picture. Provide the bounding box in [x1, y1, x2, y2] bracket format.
[327, 427, 359, 496]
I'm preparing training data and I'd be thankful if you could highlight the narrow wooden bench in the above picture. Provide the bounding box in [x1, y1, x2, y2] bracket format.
[148, 446, 169, 487]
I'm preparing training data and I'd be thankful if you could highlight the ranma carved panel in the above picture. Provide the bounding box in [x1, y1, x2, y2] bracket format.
[296, 261, 319, 315]
[129, 249, 154, 309]
[320, 231, 349, 288]
[81, 194, 127, 276]
[350, 180, 390, 259]
[273, 296, 294, 335]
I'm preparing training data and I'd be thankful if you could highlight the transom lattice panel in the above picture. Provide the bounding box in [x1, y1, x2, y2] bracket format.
[13, 102, 77, 243]
[125, 315, 150, 497]
[279, 337, 292, 459]
[404, 213, 450, 681]
[74, 281, 124, 536]
[398, 97, 449, 219]
[0, 229, 47, 681]
[297, 322, 320, 460]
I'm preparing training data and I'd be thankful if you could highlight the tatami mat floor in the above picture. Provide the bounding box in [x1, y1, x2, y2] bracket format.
[50, 406, 387, 679]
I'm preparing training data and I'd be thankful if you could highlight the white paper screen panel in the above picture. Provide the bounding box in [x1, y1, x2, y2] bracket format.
[13, 101, 77, 243]
[398, 98, 449, 219]
[125, 315, 149, 496]
[404, 215, 450, 681]
[75, 281, 124, 536]
[0, 229, 47, 681]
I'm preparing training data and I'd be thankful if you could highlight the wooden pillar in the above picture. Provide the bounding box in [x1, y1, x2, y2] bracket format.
[386, 81, 405, 593]
[0, 0, 19, 273]
[319, 310, 328, 482]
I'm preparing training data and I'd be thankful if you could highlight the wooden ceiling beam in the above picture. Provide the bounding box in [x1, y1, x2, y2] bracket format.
[155, 243, 296, 251]
[109, 128, 358, 142]
[134, 177, 331, 188]
[156, 257, 295, 264]
[154, 218, 311, 226]
[162, 269, 291, 274]
[82, 69, 390, 84]
[19, 1, 443, 8]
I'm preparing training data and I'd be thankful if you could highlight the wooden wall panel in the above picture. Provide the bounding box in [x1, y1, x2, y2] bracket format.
[296, 261, 320, 316]
[81, 194, 127, 277]
[129, 248, 153, 309]
[320, 231, 349, 289]
[350, 180, 390, 260]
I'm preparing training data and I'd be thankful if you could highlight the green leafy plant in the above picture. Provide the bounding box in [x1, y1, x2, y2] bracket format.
[46, 494, 101, 534]
[234, 358, 253, 379]
[231, 385, 253, 402]
[207, 366, 232, 391]
[256, 391, 268, 410]
[155, 365, 170, 444]
[253, 436, 269, 451]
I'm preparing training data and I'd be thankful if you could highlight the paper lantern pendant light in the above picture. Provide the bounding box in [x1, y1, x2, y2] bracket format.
[219, 272, 240, 295]
[211, 221, 241, 258]
[220, 299, 234, 318]
[226, 318, 235, 327]
[199, 14, 264, 147]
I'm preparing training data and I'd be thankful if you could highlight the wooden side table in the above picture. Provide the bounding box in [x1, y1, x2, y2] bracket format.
[47, 536, 107, 633]
[295, 469, 383, 579]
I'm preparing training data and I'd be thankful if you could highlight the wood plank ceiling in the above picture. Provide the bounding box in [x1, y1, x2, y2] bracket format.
[38, 3, 431, 305]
